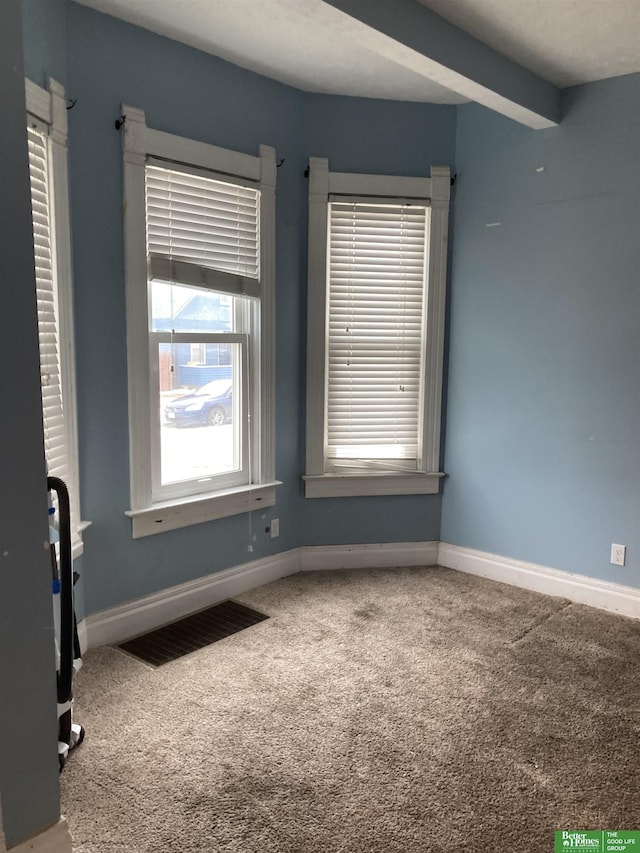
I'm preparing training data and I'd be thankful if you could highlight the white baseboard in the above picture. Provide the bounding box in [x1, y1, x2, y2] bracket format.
[82, 539, 638, 650]
[84, 550, 300, 648]
[438, 542, 640, 620]
[76, 619, 88, 656]
[8, 819, 72, 853]
[300, 540, 439, 571]
[82, 541, 439, 648]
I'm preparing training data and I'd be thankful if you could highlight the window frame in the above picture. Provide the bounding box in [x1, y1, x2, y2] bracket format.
[149, 330, 249, 499]
[304, 158, 450, 498]
[26, 77, 86, 556]
[121, 106, 278, 538]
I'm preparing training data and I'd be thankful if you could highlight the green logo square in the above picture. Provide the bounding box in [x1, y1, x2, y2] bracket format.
[555, 831, 640, 853]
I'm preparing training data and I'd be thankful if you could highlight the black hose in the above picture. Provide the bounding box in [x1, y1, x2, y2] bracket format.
[47, 476, 73, 704]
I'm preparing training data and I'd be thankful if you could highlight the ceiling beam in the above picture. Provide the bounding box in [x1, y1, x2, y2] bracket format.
[322, 0, 562, 129]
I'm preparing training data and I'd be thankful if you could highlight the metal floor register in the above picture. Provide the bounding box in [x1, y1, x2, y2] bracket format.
[118, 600, 269, 666]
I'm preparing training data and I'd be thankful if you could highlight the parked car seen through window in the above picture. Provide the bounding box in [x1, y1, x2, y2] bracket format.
[164, 379, 233, 428]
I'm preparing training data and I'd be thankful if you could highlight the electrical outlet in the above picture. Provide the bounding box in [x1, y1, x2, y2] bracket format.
[270, 518, 279, 539]
[610, 544, 626, 566]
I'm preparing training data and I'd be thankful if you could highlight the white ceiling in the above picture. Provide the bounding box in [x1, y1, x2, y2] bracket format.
[74, 0, 640, 102]
[417, 0, 640, 88]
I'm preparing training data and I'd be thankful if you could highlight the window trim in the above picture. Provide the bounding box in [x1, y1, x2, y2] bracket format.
[121, 105, 278, 537]
[304, 158, 450, 499]
[26, 77, 87, 556]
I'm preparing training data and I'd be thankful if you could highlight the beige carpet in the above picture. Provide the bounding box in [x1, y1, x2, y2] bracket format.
[61, 567, 640, 852]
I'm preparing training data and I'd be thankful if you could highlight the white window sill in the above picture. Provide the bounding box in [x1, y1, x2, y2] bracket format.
[71, 520, 92, 561]
[303, 472, 444, 498]
[125, 481, 281, 539]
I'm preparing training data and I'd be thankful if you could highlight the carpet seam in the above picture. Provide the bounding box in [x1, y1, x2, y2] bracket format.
[508, 600, 572, 644]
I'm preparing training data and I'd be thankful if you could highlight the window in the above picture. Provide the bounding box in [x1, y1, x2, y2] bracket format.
[121, 105, 277, 537]
[304, 158, 450, 498]
[26, 78, 85, 555]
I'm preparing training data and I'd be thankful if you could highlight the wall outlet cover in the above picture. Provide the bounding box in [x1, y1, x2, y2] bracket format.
[610, 543, 626, 566]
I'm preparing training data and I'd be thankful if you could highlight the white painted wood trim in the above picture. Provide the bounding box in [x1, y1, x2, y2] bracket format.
[7, 818, 72, 853]
[305, 159, 449, 492]
[329, 171, 431, 199]
[126, 481, 280, 539]
[84, 550, 301, 648]
[258, 144, 277, 484]
[146, 127, 261, 182]
[304, 472, 443, 497]
[300, 541, 440, 571]
[122, 104, 152, 512]
[438, 543, 640, 620]
[121, 105, 277, 525]
[48, 78, 86, 556]
[76, 618, 88, 657]
[305, 157, 330, 476]
[24, 79, 51, 125]
[421, 165, 450, 472]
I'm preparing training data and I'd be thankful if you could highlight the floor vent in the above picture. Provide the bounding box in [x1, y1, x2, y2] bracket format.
[118, 600, 269, 666]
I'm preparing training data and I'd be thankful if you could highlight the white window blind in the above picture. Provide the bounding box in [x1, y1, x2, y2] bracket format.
[327, 200, 430, 470]
[145, 164, 260, 296]
[28, 126, 78, 534]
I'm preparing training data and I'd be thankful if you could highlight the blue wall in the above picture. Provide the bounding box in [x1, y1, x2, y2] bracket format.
[21, 0, 67, 87]
[60, 3, 452, 614]
[13, 2, 638, 845]
[65, 4, 304, 614]
[21, 2, 638, 625]
[442, 74, 640, 588]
